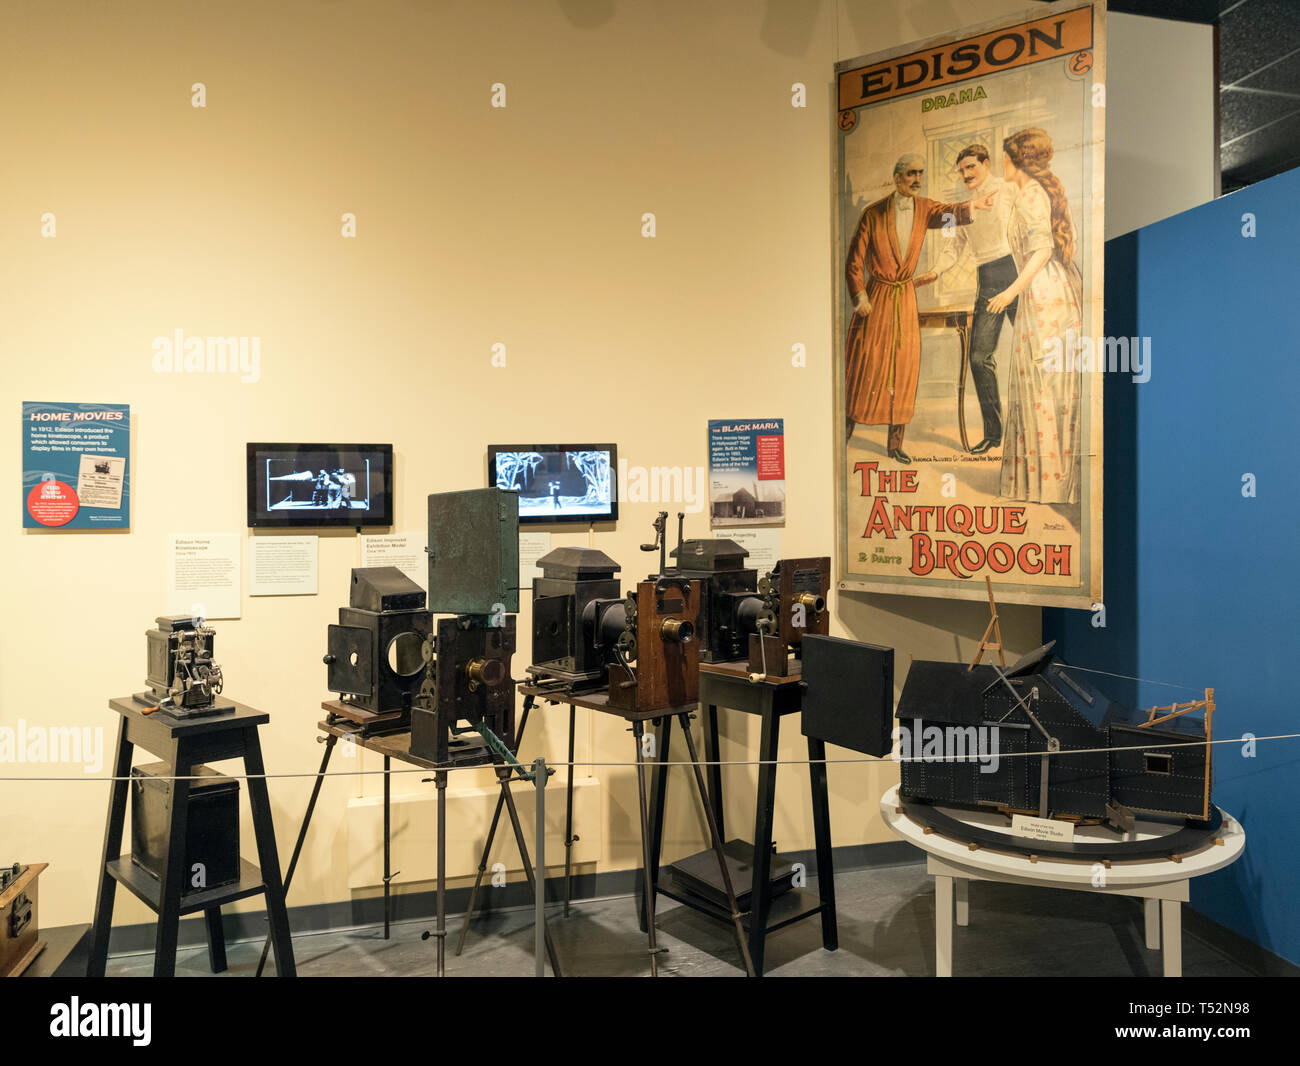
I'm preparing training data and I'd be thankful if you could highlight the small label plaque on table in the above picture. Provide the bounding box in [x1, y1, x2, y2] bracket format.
[1011, 814, 1076, 843]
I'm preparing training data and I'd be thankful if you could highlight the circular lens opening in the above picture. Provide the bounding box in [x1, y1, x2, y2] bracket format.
[386, 631, 426, 677]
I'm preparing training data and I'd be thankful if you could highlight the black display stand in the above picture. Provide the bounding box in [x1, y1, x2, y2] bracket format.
[87, 697, 295, 978]
[519, 683, 754, 977]
[267, 697, 562, 978]
[652, 662, 837, 976]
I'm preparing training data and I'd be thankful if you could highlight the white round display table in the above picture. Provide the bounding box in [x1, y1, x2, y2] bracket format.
[880, 785, 1246, 977]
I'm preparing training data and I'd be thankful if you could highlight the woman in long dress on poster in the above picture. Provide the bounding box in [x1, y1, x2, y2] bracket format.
[986, 128, 1083, 506]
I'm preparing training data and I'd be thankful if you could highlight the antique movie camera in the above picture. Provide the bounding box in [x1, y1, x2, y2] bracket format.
[323, 567, 432, 732]
[649, 512, 831, 678]
[596, 511, 701, 712]
[528, 547, 624, 694]
[410, 488, 520, 764]
[658, 515, 770, 664]
[133, 616, 234, 718]
[746, 557, 831, 678]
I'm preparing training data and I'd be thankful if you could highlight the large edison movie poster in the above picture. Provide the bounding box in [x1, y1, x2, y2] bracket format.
[833, 1, 1105, 609]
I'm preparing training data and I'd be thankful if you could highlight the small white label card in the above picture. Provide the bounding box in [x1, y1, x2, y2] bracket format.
[1010, 814, 1076, 843]
[168, 533, 241, 620]
[723, 528, 783, 573]
[519, 531, 552, 587]
[360, 531, 427, 589]
[249, 535, 318, 596]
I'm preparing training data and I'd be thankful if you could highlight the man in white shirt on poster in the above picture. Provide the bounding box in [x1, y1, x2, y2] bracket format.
[932, 143, 1019, 455]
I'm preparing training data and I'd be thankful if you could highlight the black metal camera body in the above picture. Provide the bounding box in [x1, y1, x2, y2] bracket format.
[324, 567, 432, 716]
[135, 616, 233, 717]
[410, 615, 517, 764]
[529, 546, 623, 691]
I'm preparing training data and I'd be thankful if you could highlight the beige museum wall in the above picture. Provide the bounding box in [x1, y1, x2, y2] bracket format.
[0, 0, 1209, 932]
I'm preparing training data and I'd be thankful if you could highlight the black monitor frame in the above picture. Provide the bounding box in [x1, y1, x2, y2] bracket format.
[246, 442, 394, 529]
[486, 443, 619, 525]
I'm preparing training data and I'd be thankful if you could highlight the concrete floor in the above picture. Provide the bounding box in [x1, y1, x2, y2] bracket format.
[107, 862, 1256, 977]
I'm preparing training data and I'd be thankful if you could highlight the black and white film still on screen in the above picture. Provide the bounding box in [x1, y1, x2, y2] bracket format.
[488, 443, 617, 524]
[246, 443, 394, 528]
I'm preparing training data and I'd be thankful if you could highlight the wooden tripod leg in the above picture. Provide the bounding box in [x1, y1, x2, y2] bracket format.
[968, 576, 1005, 669]
[968, 617, 998, 670]
[679, 714, 756, 977]
[987, 576, 1005, 667]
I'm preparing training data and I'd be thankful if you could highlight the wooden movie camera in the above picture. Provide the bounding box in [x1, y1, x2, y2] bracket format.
[605, 575, 701, 712]
[586, 512, 700, 712]
[746, 556, 831, 678]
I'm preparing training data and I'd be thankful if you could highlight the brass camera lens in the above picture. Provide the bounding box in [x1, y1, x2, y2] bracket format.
[797, 592, 826, 613]
[659, 618, 694, 644]
[466, 657, 505, 687]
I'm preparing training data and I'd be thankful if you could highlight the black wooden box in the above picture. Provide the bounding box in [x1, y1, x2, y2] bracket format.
[801, 634, 895, 757]
[131, 763, 240, 891]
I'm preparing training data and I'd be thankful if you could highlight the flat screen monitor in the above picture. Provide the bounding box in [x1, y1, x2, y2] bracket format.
[246, 443, 393, 528]
[487, 444, 618, 524]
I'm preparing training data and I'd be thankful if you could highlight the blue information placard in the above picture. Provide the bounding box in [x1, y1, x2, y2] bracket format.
[22, 401, 131, 530]
[707, 418, 786, 527]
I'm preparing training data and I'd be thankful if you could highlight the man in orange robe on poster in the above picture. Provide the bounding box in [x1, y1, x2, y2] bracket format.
[844, 154, 989, 463]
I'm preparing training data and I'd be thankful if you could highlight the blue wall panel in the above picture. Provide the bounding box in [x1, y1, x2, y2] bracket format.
[1046, 169, 1300, 964]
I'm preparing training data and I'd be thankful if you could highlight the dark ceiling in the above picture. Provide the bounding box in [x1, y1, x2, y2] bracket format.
[1034, 0, 1298, 191]
[1219, 0, 1300, 190]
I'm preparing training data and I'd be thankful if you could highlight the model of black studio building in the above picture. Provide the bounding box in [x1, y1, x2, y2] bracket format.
[324, 567, 432, 718]
[528, 546, 624, 691]
[896, 642, 1214, 824]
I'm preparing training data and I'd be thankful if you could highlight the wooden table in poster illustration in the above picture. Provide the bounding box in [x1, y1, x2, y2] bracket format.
[880, 785, 1246, 977]
[919, 306, 976, 452]
[87, 697, 295, 978]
